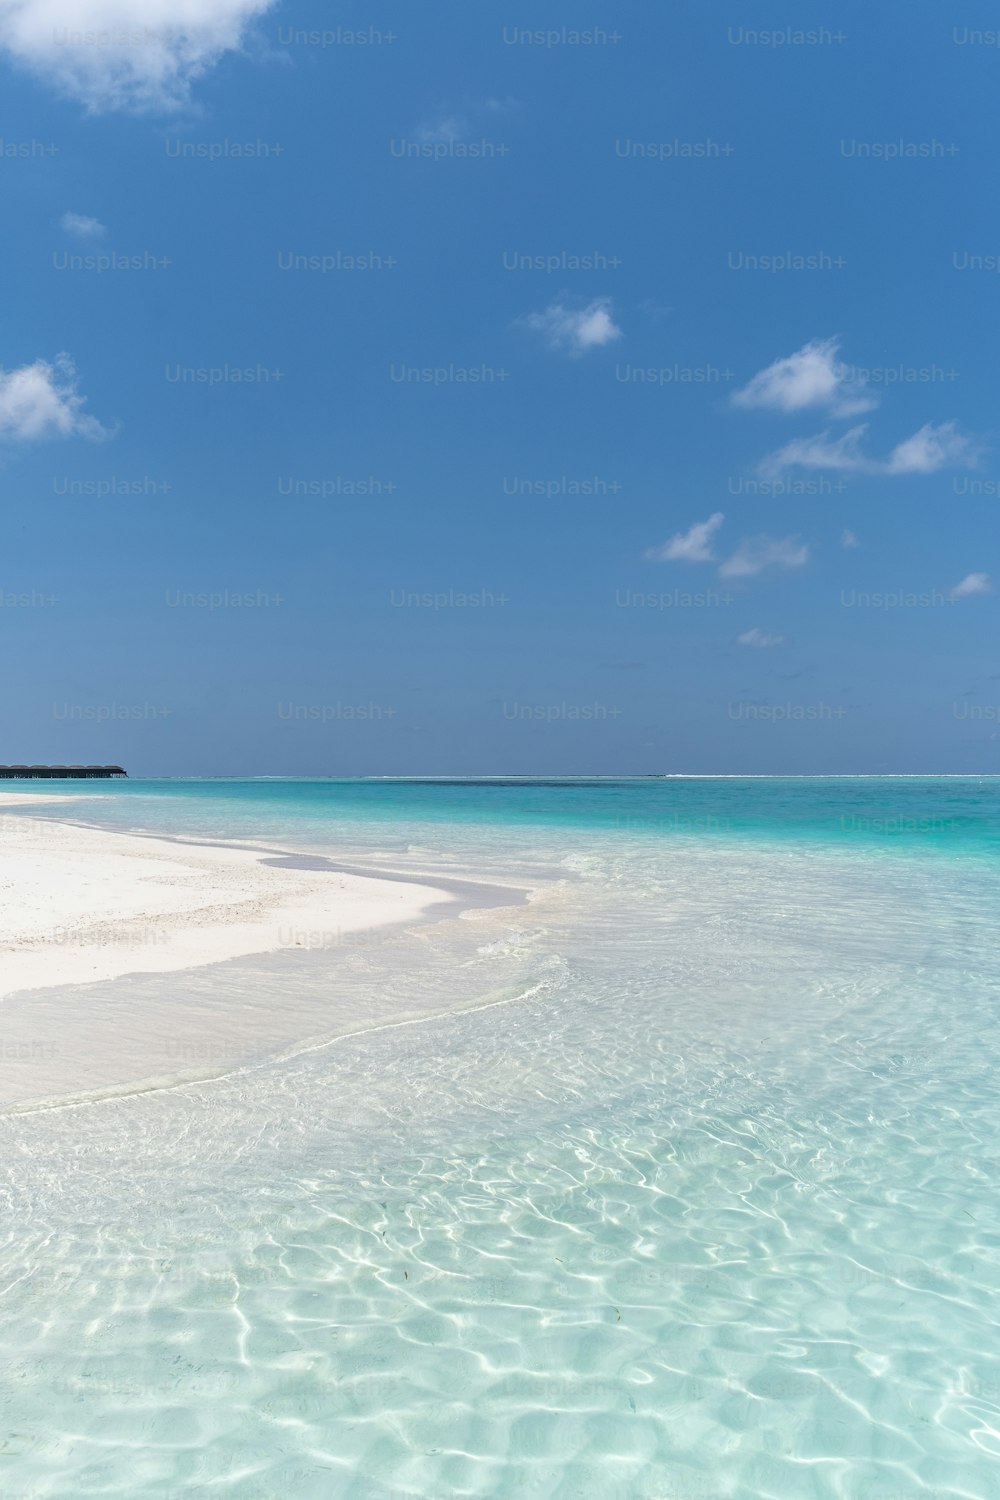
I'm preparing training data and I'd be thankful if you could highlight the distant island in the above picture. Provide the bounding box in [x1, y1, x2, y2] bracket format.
[0, 765, 127, 779]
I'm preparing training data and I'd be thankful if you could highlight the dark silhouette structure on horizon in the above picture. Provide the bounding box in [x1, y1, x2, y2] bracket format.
[0, 765, 127, 779]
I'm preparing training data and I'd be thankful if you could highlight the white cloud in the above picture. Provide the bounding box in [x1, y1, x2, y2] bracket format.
[520, 297, 622, 355]
[761, 420, 978, 478]
[417, 115, 466, 144]
[417, 97, 518, 143]
[841, 529, 859, 549]
[60, 211, 106, 237]
[646, 518, 809, 580]
[719, 535, 809, 579]
[885, 421, 977, 474]
[733, 337, 876, 417]
[760, 424, 870, 477]
[0, 354, 110, 442]
[737, 627, 785, 648]
[644, 511, 724, 563]
[0, 0, 275, 113]
[950, 572, 991, 599]
[483, 96, 520, 116]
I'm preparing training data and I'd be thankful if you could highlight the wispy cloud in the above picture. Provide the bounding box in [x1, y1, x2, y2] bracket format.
[737, 337, 983, 482]
[0, 354, 111, 442]
[761, 420, 978, 478]
[0, 0, 275, 113]
[60, 211, 106, 238]
[760, 425, 869, 477]
[841, 529, 860, 549]
[950, 572, 991, 599]
[519, 297, 622, 355]
[644, 512, 724, 563]
[733, 337, 876, 418]
[737, 627, 786, 648]
[416, 114, 467, 144]
[885, 422, 978, 474]
[719, 535, 809, 579]
[482, 95, 520, 116]
[645, 516, 809, 581]
[417, 96, 519, 142]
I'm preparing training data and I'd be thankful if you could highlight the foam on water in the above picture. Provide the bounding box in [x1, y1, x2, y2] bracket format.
[1, 780, 999, 1498]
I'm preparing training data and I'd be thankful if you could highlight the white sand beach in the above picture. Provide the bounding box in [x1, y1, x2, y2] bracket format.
[0, 794, 495, 1109]
[0, 794, 448, 999]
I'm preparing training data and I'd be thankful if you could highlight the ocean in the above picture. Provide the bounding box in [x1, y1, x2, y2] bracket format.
[2, 777, 999, 1499]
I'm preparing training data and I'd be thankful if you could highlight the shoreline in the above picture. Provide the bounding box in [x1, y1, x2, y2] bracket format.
[0, 794, 529, 1110]
[0, 795, 464, 1000]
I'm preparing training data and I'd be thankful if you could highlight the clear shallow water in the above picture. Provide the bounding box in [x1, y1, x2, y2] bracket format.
[1, 779, 1000, 1498]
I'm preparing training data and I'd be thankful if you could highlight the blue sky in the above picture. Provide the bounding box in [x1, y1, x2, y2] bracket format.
[1, 0, 998, 775]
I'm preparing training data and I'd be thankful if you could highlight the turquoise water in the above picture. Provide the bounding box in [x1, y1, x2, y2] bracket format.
[2, 778, 1000, 1498]
[20, 774, 1000, 849]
